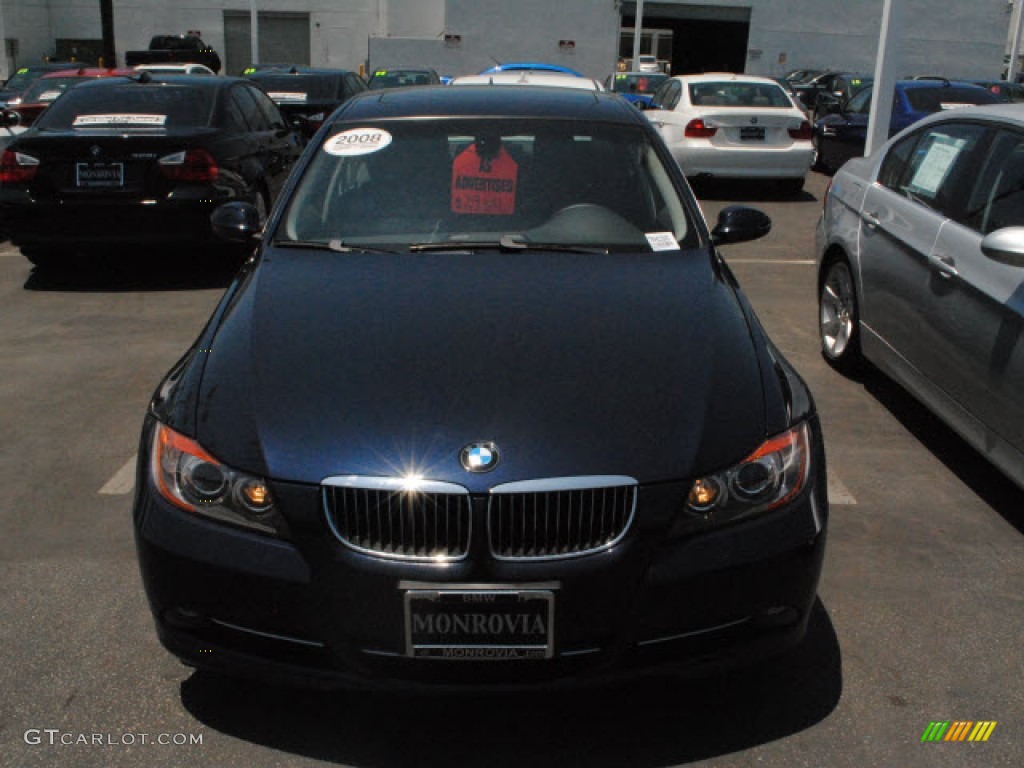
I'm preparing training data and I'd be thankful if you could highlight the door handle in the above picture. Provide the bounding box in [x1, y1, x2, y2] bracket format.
[862, 210, 880, 228]
[931, 253, 958, 278]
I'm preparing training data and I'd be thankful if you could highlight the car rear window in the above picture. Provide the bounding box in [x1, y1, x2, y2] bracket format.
[689, 81, 793, 108]
[250, 75, 339, 101]
[904, 86, 1000, 112]
[36, 84, 215, 130]
[279, 118, 697, 252]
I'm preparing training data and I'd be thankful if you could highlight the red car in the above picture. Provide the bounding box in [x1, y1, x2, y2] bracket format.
[11, 68, 136, 126]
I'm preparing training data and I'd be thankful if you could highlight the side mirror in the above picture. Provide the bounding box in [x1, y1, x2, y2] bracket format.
[981, 226, 1024, 267]
[211, 201, 262, 242]
[0, 109, 21, 129]
[711, 205, 772, 245]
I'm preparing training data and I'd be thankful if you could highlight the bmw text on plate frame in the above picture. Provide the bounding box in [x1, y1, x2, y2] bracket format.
[131, 83, 829, 689]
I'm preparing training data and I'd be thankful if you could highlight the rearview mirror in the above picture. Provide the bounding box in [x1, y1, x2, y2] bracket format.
[0, 109, 21, 129]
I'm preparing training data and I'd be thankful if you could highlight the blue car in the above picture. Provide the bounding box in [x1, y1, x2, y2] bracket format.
[478, 62, 583, 77]
[812, 79, 1003, 173]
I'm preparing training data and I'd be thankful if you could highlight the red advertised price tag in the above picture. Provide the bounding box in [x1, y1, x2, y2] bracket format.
[451, 144, 518, 215]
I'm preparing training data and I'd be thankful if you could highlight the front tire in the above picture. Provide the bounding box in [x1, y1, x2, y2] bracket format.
[819, 257, 862, 373]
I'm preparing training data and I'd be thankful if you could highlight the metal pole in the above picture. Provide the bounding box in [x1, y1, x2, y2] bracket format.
[100, 0, 116, 67]
[250, 0, 259, 66]
[865, 0, 903, 157]
[631, 0, 645, 72]
[1008, 0, 1024, 82]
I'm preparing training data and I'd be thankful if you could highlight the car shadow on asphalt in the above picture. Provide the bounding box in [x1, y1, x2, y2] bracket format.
[691, 178, 819, 203]
[859, 366, 1024, 535]
[179, 599, 841, 766]
[20, 247, 245, 293]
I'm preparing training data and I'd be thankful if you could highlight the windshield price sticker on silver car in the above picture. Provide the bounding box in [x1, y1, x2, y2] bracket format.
[72, 114, 168, 127]
[324, 127, 393, 157]
[646, 232, 680, 251]
[405, 589, 554, 660]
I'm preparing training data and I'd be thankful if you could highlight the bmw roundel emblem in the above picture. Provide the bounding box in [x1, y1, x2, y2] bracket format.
[460, 442, 500, 472]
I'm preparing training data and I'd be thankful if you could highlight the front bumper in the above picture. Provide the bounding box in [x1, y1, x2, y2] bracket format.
[134, 422, 829, 690]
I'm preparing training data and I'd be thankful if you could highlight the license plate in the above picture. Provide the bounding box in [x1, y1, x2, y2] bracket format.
[405, 589, 554, 660]
[740, 126, 766, 141]
[76, 162, 123, 188]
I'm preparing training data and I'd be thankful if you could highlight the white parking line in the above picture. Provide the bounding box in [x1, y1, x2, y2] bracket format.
[827, 471, 857, 505]
[726, 259, 816, 265]
[98, 457, 137, 495]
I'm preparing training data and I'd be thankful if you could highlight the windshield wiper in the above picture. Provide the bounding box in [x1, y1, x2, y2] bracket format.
[271, 239, 398, 254]
[409, 234, 608, 254]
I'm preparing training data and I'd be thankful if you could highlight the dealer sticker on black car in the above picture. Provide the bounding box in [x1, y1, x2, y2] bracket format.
[405, 589, 554, 660]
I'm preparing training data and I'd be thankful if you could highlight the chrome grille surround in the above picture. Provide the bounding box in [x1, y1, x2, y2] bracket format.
[323, 476, 471, 562]
[487, 476, 638, 561]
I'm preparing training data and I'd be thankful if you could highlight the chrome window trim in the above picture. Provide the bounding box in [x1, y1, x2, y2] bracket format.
[322, 475, 471, 563]
[487, 475, 638, 562]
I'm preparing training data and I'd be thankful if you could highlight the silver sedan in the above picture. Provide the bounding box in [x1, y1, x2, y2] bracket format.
[816, 103, 1024, 488]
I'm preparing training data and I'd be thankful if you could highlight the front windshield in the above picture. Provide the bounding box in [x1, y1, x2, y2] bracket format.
[610, 73, 668, 95]
[368, 70, 435, 89]
[278, 118, 695, 252]
[21, 76, 84, 103]
[3, 71, 41, 92]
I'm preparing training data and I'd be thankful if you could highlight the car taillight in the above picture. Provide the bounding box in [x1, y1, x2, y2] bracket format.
[0, 149, 39, 183]
[158, 148, 219, 182]
[685, 119, 718, 138]
[789, 121, 813, 140]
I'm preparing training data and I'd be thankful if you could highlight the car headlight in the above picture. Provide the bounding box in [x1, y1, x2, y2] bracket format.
[685, 423, 811, 522]
[150, 423, 283, 535]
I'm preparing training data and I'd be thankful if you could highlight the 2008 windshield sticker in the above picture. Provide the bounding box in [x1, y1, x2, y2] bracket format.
[324, 128, 393, 156]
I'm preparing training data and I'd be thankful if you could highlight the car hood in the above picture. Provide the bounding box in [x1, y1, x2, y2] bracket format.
[194, 248, 769, 489]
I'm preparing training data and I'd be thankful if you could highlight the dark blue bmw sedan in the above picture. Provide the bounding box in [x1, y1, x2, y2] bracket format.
[133, 84, 829, 688]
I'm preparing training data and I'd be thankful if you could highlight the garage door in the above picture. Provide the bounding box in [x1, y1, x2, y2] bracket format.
[224, 11, 310, 76]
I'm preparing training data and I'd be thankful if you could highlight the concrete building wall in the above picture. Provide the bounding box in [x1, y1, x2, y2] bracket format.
[372, 0, 621, 77]
[0, 0, 1017, 83]
[3, 0, 57, 70]
[745, 0, 1008, 79]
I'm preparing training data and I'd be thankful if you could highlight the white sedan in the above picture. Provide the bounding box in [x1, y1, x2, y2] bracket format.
[644, 73, 814, 194]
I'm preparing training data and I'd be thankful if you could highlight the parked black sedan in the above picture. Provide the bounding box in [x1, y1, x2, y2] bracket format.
[0, 74, 304, 267]
[134, 84, 828, 689]
[246, 66, 367, 137]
